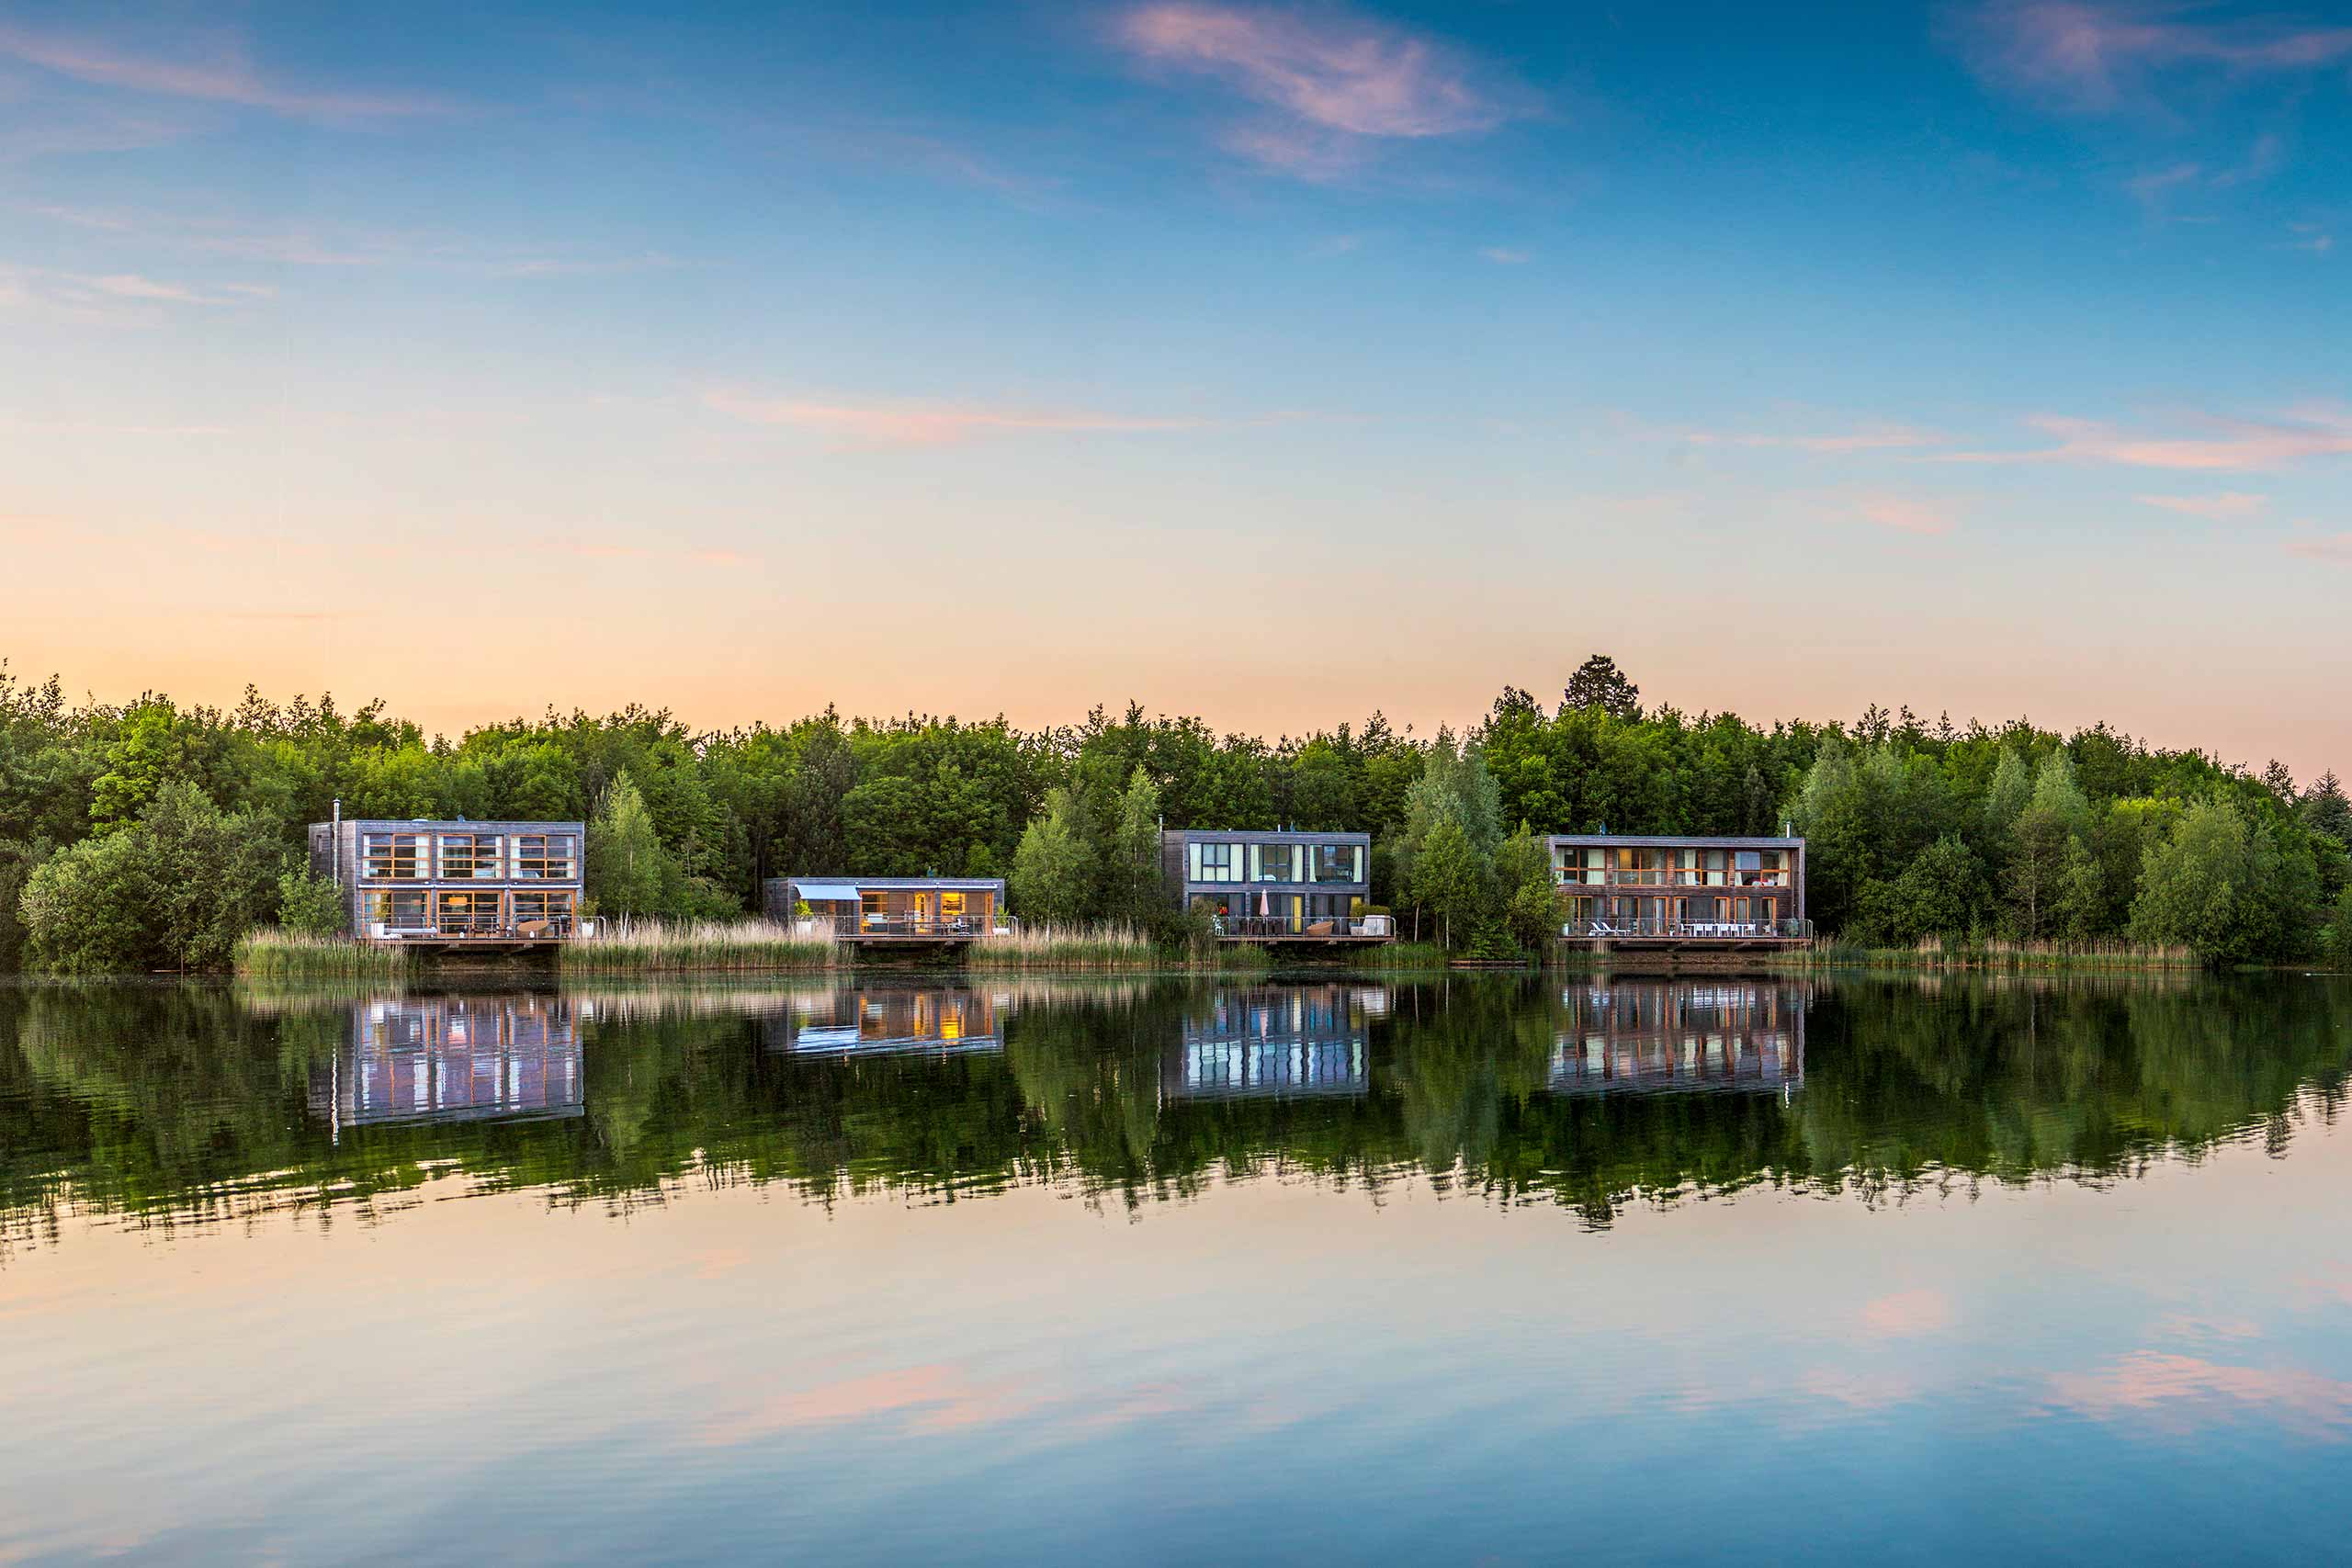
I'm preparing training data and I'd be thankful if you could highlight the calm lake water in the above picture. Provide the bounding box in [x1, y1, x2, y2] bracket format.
[3, 972, 2349, 1565]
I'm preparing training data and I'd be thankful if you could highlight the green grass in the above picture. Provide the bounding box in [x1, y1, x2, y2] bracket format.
[560, 918, 840, 976]
[232, 929, 413, 982]
[1781, 934, 2203, 972]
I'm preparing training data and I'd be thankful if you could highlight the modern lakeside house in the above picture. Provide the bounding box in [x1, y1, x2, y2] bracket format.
[1548, 833, 1808, 946]
[310, 815, 585, 949]
[763, 875, 1009, 942]
[1160, 828, 1391, 942]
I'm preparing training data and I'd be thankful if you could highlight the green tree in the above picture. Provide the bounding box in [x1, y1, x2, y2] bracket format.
[1874, 835, 1986, 944]
[1413, 818, 1487, 950]
[1102, 767, 1167, 932]
[1494, 822, 1558, 953]
[2131, 797, 2279, 965]
[587, 772, 680, 918]
[277, 866, 346, 936]
[1564, 654, 1642, 720]
[1009, 787, 1092, 928]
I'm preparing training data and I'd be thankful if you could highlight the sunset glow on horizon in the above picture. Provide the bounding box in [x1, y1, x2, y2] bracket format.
[5, 1, 2347, 777]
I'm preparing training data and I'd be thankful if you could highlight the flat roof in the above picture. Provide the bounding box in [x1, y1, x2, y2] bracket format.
[315, 818, 584, 832]
[772, 875, 1006, 892]
[1161, 829, 1370, 844]
[1545, 834, 1803, 849]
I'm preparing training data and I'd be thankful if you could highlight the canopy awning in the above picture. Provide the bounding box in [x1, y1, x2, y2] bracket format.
[792, 880, 865, 902]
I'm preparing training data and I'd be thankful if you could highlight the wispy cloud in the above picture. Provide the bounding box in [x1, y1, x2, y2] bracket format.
[703, 389, 1211, 446]
[0, 22, 454, 124]
[2042, 1350, 2352, 1437]
[1688, 422, 1948, 454]
[2284, 532, 2352, 564]
[2135, 491, 2266, 519]
[87, 272, 243, 305]
[1943, 407, 2352, 471]
[1958, 2, 2352, 115]
[1117, 3, 1532, 177]
[1851, 493, 1959, 535]
[1479, 246, 1531, 265]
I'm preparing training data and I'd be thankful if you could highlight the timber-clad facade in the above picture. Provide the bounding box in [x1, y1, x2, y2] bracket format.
[309, 818, 585, 942]
[1547, 833, 1808, 943]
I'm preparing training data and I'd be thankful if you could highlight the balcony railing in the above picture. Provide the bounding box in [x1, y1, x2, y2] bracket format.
[368, 914, 583, 941]
[1555, 870, 1792, 887]
[791, 914, 1018, 940]
[1211, 915, 1393, 939]
[1563, 918, 1813, 942]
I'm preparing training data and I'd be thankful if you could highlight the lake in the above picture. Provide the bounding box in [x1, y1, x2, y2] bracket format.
[2, 973, 2348, 1565]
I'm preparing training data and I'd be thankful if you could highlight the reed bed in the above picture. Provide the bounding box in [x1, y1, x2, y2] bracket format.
[233, 929, 412, 982]
[965, 923, 1160, 972]
[559, 918, 840, 976]
[1784, 934, 2203, 972]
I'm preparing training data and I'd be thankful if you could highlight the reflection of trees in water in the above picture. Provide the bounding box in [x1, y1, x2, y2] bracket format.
[2, 975, 2346, 1247]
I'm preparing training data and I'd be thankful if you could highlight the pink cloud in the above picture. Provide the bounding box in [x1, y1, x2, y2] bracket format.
[1117, 4, 1530, 175]
[2284, 533, 2352, 564]
[1686, 422, 1948, 454]
[2043, 1351, 2352, 1437]
[1944, 408, 2352, 471]
[0, 24, 453, 122]
[2135, 491, 2267, 519]
[704, 389, 1207, 446]
[1959, 2, 2352, 114]
[1860, 1288, 1954, 1337]
[1852, 493, 1958, 535]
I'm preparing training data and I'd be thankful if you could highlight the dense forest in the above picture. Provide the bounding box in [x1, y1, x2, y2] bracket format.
[2, 654, 2347, 970]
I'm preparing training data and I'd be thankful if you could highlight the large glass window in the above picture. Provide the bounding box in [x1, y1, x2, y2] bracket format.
[1253, 843, 1296, 882]
[1312, 843, 1364, 883]
[433, 890, 502, 935]
[1193, 842, 1240, 883]
[514, 833, 577, 880]
[513, 890, 573, 932]
[361, 833, 425, 879]
[366, 890, 428, 929]
[436, 832, 504, 880]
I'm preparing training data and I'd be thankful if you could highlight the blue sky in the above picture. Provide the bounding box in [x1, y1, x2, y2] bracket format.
[1, 1, 2346, 774]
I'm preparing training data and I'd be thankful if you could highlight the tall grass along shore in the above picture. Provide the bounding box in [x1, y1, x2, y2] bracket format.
[233, 930, 412, 982]
[1781, 935, 2202, 972]
[966, 923, 1159, 973]
[559, 919, 839, 976]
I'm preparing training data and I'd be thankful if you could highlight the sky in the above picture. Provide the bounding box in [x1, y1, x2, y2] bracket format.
[0, 0, 2346, 776]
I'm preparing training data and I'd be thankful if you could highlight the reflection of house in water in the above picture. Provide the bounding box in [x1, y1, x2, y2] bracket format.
[1168, 986, 1374, 1100]
[308, 996, 584, 1136]
[764, 987, 1007, 1057]
[1550, 981, 1804, 1095]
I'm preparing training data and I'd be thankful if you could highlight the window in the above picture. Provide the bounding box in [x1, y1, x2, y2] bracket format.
[433, 890, 502, 935]
[1193, 842, 1240, 883]
[513, 890, 573, 932]
[361, 833, 425, 879]
[941, 891, 966, 919]
[861, 891, 887, 930]
[366, 889, 428, 929]
[1253, 843, 1296, 882]
[436, 832, 504, 880]
[514, 833, 576, 880]
[1313, 843, 1364, 884]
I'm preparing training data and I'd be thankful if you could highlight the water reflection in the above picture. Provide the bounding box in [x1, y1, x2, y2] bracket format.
[1549, 979, 1802, 1095]
[1, 973, 2346, 1242]
[1170, 985, 1371, 1100]
[310, 995, 584, 1136]
[765, 986, 1007, 1057]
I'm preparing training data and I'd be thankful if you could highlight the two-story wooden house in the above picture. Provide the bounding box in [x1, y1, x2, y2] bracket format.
[309, 816, 584, 945]
[1547, 833, 1807, 945]
[1159, 828, 1389, 942]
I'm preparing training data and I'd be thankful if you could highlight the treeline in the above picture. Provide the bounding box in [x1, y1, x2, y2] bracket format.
[1, 654, 2347, 970]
